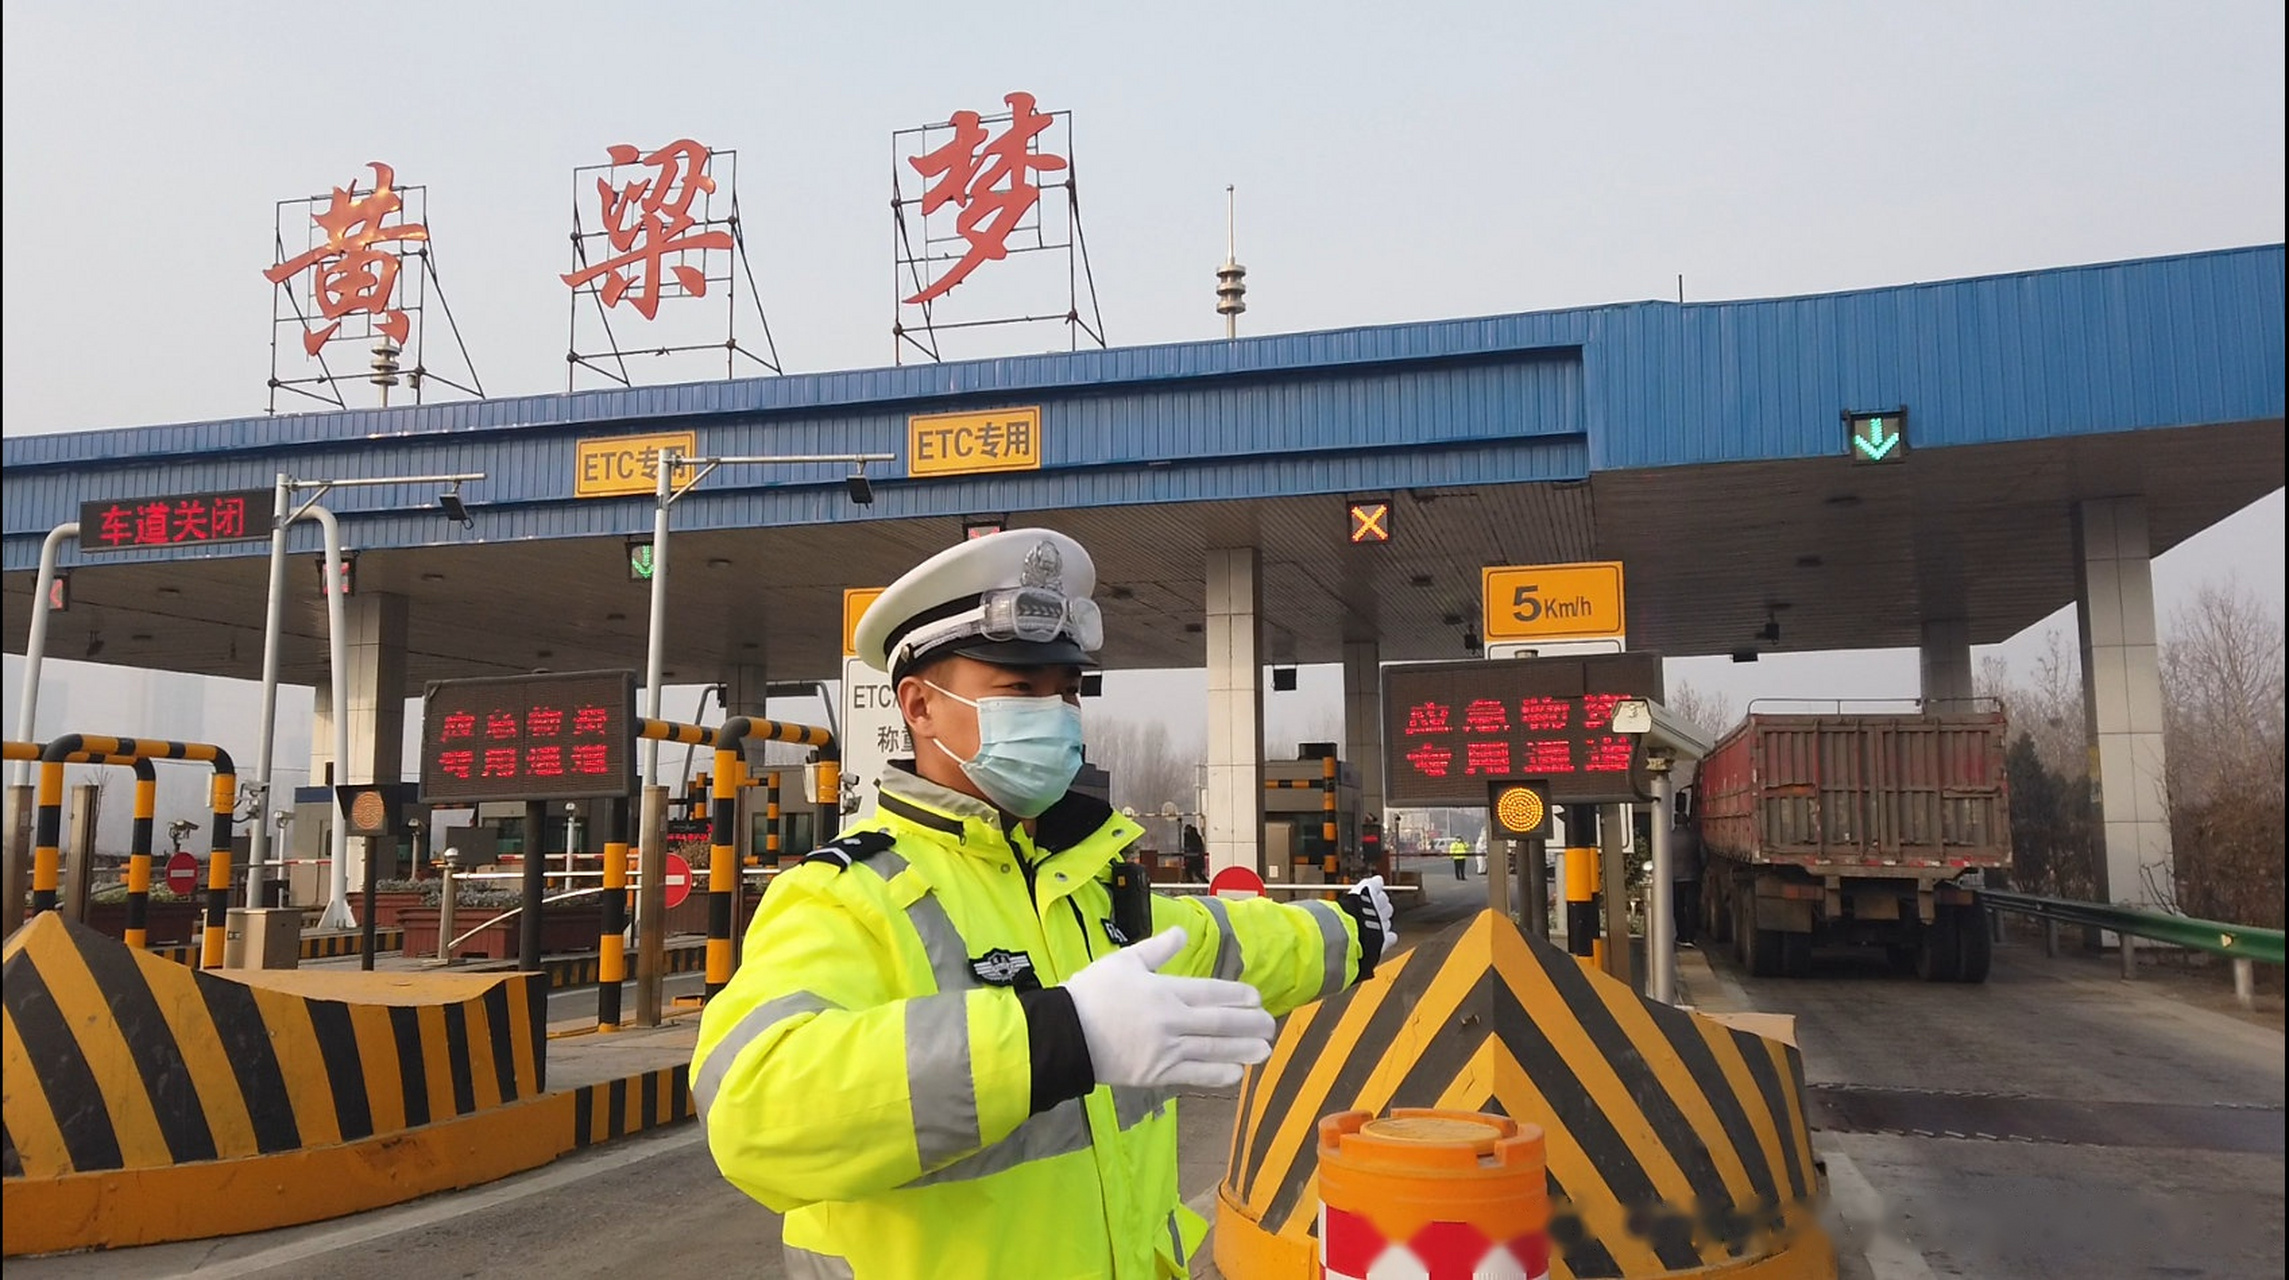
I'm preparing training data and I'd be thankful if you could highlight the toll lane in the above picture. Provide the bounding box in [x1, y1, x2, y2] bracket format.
[1696, 935, 2285, 1279]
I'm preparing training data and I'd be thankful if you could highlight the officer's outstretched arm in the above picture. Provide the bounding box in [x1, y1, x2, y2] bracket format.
[1145, 890, 1380, 1017]
[692, 870, 1087, 1211]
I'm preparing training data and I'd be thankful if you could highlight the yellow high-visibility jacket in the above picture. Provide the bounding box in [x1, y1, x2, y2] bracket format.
[693, 766, 1372, 1279]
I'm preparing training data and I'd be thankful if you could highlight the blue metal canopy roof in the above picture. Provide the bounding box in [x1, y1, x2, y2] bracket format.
[4, 243, 2282, 573]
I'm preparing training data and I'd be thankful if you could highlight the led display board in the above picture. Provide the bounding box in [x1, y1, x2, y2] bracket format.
[1381, 653, 1664, 807]
[419, 670, 637, 804]
[79, 489, 275, 553]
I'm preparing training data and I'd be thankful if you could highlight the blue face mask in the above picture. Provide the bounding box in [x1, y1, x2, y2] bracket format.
[926, 681, 1085, 818]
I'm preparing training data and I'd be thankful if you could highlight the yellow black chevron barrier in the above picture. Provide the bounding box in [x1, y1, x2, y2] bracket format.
[2, 913, 549, 1255]
[1217, 910, 1834, 1280]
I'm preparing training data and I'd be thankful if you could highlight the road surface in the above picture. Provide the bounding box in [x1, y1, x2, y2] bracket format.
[1697, 933, 2284, 1280]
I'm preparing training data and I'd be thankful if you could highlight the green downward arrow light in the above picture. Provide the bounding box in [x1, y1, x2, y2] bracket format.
[1852, 416, 1901, 461]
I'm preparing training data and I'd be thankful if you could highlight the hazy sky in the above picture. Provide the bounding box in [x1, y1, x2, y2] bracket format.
[5, 2, 2283, 826]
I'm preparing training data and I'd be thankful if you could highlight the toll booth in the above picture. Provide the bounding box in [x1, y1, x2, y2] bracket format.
[1262, 743, 1365, 886]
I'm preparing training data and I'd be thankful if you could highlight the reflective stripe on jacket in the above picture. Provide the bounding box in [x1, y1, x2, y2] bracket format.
[693, 765, 1364, 1280]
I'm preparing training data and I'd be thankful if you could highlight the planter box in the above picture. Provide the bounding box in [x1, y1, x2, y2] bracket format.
[363, 891, 430, 930]
[81, 900, 207, 946]
[396, 904, 606, 961]
[661, 883, 762, 938]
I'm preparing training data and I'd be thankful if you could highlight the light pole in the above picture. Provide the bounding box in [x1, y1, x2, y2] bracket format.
[637, 449, 890, 789]
[247, 470, 485, 930]
[563, 802, 580, 887]
[628, 448, 887, 1025]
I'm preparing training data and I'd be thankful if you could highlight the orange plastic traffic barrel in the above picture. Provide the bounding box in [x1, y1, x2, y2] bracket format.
[1316, 1108, 1549, 1280]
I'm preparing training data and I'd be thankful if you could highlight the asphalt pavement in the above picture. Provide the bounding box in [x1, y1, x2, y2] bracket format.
[1690, 932, 2285, 1280]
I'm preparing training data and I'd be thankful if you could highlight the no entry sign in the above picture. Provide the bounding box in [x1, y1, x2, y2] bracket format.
[1210, 866, 1266, 900]
[661, 852, 694, 910]
[165, 852, 200, 897]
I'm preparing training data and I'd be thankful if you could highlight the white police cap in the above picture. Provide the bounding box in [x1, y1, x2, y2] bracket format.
[856, 528, 1103, 677]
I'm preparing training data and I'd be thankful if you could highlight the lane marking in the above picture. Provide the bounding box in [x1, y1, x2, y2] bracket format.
[155, 1128, 707, 1278]
[1820, 1140, 1937, 1280]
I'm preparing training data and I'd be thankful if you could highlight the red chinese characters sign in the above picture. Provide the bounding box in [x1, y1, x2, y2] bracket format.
[1381, 653, 1664, 806]
[562, 140, 732, 320]
[265, 162, 428, 356]
[78, 489, 275, 554]
[420, 670, 636, 804]
[903, 92, 1066, 304]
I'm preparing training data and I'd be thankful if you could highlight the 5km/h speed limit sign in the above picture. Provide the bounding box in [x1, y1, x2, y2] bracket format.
[1480, 562, 1626, 645]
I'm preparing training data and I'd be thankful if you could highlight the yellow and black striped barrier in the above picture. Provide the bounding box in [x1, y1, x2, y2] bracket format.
[568, 1062, 692, 1150]
[706, 717, 831, 999]
[758, 768, 786, 867]
[597, 797, 632, 1030]
[1565, 842, 1603, 967]
[539, 939, 707, 990]
[1216, 910, 1833, 1279]
[145, 927, 408, 968]
[5, 748, 155, 941]
[2, 917, 708, 1257]
[709, 736, 743, 1000]
[34, 735, 237, 969]
[2, 912, 546, 1184]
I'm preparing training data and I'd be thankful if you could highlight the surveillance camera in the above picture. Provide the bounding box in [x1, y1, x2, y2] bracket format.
[1609, 699, 1716, 762]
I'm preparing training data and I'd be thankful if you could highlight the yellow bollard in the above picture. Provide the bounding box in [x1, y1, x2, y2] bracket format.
[1317, 1108, 1550, 1280]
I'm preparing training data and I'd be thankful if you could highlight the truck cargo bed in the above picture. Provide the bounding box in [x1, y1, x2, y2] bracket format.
[1700, 712, 2011, 871]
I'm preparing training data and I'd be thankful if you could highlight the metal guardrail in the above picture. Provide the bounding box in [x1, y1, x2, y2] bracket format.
[1980, 889, 2284, 967]
[1982, 888, 2281, 1008]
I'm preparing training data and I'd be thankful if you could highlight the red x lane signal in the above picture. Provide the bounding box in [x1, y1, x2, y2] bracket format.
[1347, 500, 1392, 544]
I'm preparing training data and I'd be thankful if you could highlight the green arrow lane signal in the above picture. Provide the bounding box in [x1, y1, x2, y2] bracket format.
[1844, 408, 1908, 464]
[1853, 417, 1900, 459]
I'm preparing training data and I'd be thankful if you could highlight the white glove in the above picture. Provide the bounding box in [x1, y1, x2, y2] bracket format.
[1064, 927, 1276, 1090]
[1348, 874, 1396, 964]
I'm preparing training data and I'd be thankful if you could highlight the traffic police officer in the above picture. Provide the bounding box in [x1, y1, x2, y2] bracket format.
[693, 529, 1396, 1279]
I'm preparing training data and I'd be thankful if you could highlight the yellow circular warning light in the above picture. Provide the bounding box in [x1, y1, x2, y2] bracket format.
[1493, 785, 1546, 836]
[351, 789, 388, 833]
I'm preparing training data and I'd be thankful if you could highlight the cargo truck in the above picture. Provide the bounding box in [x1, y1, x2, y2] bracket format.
[1688, 707, 2010, 983]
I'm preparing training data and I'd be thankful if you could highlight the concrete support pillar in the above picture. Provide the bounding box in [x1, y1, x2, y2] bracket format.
[724, 661, 774, 779]
[1341, 641, 1384, 823]
[1204, 549, 1265, 877]
[2074, 498, 2172, 907]
[723, 662, 771, 720]
[1918, 617, 1976, 712]
[311, 593, 409, 886]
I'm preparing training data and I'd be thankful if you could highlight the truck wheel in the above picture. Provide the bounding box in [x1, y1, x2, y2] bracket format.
[1917, 911, 1963, 983]
[1781, 931, 1813, 978]
[1955, 906, 1993, 984]
[1750, 928, 1787, 978]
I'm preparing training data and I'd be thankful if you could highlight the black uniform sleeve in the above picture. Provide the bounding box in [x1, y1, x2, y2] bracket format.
[1016, 986, 1096, 1113]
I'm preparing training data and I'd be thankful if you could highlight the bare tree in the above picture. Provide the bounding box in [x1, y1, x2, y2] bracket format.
[1664, 679, 1738, 742]
[2161, 584, 2285, 927]
[1976, 629, 2085, 779]
[1087, 717, 1203, 851]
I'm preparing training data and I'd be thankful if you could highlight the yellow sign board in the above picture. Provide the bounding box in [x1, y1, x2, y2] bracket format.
[842, 587, 885, 658]
[574, 431, 698, 498]
[1480, 561, 1627, 643]
[908, 407, 1041, 478]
